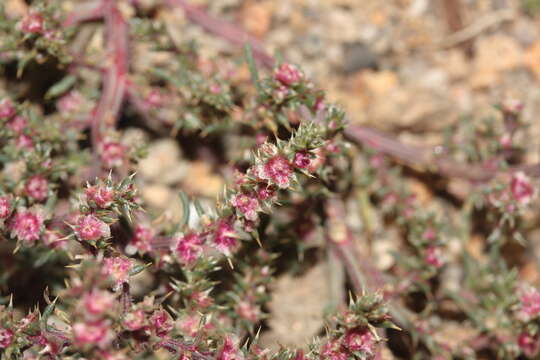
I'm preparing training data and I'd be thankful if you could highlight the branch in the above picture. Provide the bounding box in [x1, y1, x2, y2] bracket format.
[62, 0, 106, 27]
[90, 0, 129, 148]
[164, 0, 275, 68]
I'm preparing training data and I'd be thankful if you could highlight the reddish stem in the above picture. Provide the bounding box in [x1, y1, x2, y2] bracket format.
[62, 0, 106, 27]
[90, 0, 129, 149]
[165, 0, 275, 68]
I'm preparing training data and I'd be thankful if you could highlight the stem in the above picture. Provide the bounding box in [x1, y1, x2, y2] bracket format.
[164, 0, 274, 68]
[90, 0, 129, 149]
[62, 0, 105, 27]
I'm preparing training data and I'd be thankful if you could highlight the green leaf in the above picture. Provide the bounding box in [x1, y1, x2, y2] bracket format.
[41, 297, 58, 330]
[129, 263, 151, 276]
[178, 191, 191, 229]
[244, 44, 263, 96]
[45, 75, 77, 99]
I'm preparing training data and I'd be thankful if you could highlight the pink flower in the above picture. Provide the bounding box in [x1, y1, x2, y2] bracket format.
[123, 309, 146, 331]
[422, 228, 436, 241]
[236, 301, 260, 323]
[85, 185, 114, 208]
[177, 314, 201, 338]
[174, 233, 204, 265]
[209, 83, 222, 94]
[82, 290, 115, 318]
[25, 175, 48, 202]
[343, 327, 376, 355]
[16, 134, 33, 149]
[217, 337, 243, 360]
[191, 290, 213, 308]
[212, 220, 238, 256]
[7, 116, 28, 133]
[425, 246, 444, 269]
[0, 327, 13, 348]
[511, 172, 535, 206]
[294, 151, 311, 169]
[21, 13, 44, 34]
[274, 63, 303, 87]
[102, 257, 132, 289]
[517, 286, 540, 322]
[10, 207, 44, 244]
[0, 196, 12, 219]
[231, 193, 259, 221]
[57, 91, 84, 113]
[75, 214, 110, 241]
[0, 98, 15, 119]
[99, 140, 126, 168]
[259, 155, 293, 189]
[256, 184, 276, 201]
[145, 88, 165, 108]
[128, 225, 154, 254]
[320, 339, 348, 360]
[150, 310, 174, 336]
[518, 331, 540, 358]
[43, 229, 67, 249]
[73, 320, 113, 348]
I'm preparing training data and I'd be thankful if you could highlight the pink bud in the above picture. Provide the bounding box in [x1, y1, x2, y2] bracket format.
[25, 175, 48, 202]
[343, 327, 376, 355]
[75, 214, 110, 241]
[7, 116, 28, 133]
[85, 185, 114, 208]
[519, 331, 540, 358]
[128, 225, 154, 254]
[511, 172, 535, 206]
[274, 63, 303, 87]
[294, 151, 311, 169]
[102, 257, 132, 290]
[21, 13, 44, 34]
[422, 228, 437, 242]
[0, 98, 16, 119]
[236, 301, 260, 323]
[174, 233, 204, 265]
[320, 339, 348, 360]
[16, 134, 33, 149]
[191, 290, 213, 308]
[82, 290, 115, 318]
[123, 309, 146, 331]
[500, 133, 512, 149]
[517, 286, 540, 322]
[212, 220, 237, 256]
[425, 246, 444, 268]
[43, 229, 67, 249]
[99, 140, 126, 169]
[217, 337, 241, 360]
[145, 89, 165, 108]
[0, 196, 12, 219]
[0, 327, 13, 349]
[231, 192, 259, 221]
[10, 207, 44, 245]
[256, 184, 276, 201]
[57, 91, 84, 113]
[73, 320, 113, 348]
[150, 310, 173, 336]
[209, 83, 222, 94]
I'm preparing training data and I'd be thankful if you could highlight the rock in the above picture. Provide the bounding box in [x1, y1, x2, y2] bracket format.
[138, 139, 186, 185]
[260, 263, 328, 351]
[471, 34, 524, 89]
[525, 39, 540, 81]
[182, 161, 223, 198]
[141, 184, 173, 209]
[240, 1, 274, 38]
[342, 42, 379, 74]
